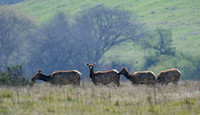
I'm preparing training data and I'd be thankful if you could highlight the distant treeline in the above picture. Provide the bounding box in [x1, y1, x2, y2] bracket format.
[0, 5, 199, 80]
[0, 0, 24, 5]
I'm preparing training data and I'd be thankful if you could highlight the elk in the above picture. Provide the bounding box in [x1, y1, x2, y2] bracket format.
[157, 68, 181, 85]
[31, 69, 82, 85]
[118, 67, 156, 85]
[86, 63, 120, 86]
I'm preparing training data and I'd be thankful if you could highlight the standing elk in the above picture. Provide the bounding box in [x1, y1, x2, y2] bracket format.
[31, 69, 82, 85]
[86, 63, 120, 86]
[157, 68, 181, 85]
[118, 67, 156, 85]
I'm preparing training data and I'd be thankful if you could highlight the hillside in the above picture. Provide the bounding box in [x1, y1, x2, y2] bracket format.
[9, 0, 200, 75]
[15, 0, 200, 56]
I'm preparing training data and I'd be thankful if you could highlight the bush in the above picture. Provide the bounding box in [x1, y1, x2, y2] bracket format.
[140, 28, 200, 80]
[147, 53, 200, 80]
[0, 65, 31, 86]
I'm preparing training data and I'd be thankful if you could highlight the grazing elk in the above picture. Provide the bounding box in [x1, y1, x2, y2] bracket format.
[157, 68, 181, 85]
[31, 69, 82, 85]
[118, 67, 156, 85]
[86, 63, 120, 86]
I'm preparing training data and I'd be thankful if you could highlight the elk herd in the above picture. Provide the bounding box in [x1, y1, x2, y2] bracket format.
[31, 63, 181, 86]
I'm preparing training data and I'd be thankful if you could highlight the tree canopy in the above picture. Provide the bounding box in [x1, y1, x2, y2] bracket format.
[26, 5, 144, 76]
[0, 7, 34, 70]
[73, 5, 143, 63]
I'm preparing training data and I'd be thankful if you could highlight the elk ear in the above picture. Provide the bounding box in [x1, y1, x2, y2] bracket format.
[86, 63, 89, 66]
[38, 69, 42, 73]
[93, 62, 96, 65]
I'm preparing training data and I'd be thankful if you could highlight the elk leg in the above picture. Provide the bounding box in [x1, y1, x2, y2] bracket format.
[173, 81, 178, 85]
[115, 81, 120, 87]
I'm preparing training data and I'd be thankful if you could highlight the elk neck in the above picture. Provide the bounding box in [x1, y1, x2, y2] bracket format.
[89, 68, 95, 79]
[39, 74, 51, 82]
[123, 71, 131, 79]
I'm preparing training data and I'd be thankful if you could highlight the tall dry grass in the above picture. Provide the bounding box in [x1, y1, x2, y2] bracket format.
[0, 81, 200, 115]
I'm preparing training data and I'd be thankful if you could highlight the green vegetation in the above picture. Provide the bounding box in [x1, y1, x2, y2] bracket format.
[0, 65, 32, 86]
[15, 0, 200, 55]
[137, 28, 200, 80]
[0, 81, 199, 114]
[0, 1, 199, 114]
[0, 6, 35, 71]
[0, 0, 199, 79]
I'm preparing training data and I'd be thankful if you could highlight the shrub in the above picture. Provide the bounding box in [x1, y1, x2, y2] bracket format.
[0, 65, 31, 86]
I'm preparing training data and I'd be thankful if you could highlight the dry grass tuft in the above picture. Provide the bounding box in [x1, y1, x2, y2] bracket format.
[0, 81, 199, 114]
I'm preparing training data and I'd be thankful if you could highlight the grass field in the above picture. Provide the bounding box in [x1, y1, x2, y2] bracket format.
[0, 81, 200, 114]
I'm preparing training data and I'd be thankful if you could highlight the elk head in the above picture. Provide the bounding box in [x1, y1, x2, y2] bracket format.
[118, 67, 129, 75]
[31, 69, 43, 82]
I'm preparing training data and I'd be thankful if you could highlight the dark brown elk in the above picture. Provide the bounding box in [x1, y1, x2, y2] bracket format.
[157, 68, 181, 85]
[31, 70, 82, 85]
[86, 63, 120, 86]
[118, 67, 156, 85]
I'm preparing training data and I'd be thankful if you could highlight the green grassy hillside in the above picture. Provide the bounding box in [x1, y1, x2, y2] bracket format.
[14, 0, 200, 66]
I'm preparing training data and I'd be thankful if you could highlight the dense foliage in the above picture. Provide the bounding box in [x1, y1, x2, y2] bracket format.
[140, 28, 200, 80]
[26, 5, 143, 76]
[0, 65, 30, 86]
[0, 6, 35, 71]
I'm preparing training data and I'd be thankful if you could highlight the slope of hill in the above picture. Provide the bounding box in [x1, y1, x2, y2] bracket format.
[14, 0, 200, 63]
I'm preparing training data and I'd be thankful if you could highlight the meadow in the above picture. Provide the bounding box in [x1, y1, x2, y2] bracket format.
[0, 1, 199, 114]
[0, 81, 199, 115]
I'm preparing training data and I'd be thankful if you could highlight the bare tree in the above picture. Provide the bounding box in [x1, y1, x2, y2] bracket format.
[26, 13, 73, 73]
[28, 5, 144, 77]
[73, 5, 144, 64]
[0, 7, 34, 70]
[141, 28, 176, 56]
